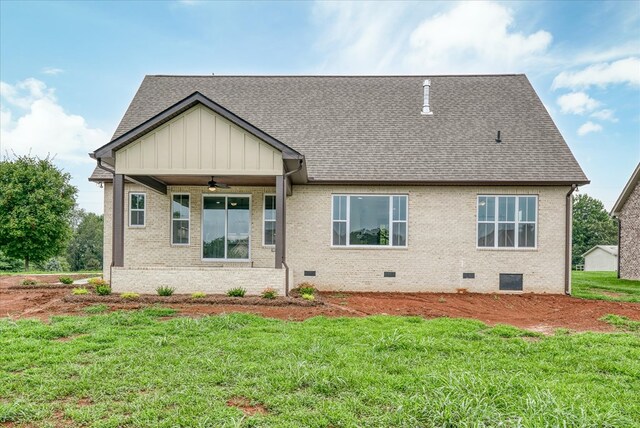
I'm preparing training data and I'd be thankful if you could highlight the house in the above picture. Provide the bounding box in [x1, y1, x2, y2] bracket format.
[611, 163, 640, 280]
[89, 75, 589, 295]
[582, 245, 618, 272]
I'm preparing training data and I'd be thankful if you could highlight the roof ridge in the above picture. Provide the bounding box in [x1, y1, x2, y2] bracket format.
[145, 74, 526, 78]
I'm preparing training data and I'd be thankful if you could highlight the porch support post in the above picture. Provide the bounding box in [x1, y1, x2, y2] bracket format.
[275, 175, 286, 269]
[112, 174, 125, 267]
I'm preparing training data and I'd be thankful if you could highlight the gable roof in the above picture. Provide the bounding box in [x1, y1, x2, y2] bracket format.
[611, 162, 640, 216]
[582, 245, 618, 257]
[91, 74, 588, 184]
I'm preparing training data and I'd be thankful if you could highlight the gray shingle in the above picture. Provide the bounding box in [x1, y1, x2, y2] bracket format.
[93, 74, 588, 183]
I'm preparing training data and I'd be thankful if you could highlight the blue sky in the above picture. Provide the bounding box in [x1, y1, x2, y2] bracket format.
[1, 0, 639, 213]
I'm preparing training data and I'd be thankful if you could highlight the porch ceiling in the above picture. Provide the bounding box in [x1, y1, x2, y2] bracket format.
[154, 174, 276, 186]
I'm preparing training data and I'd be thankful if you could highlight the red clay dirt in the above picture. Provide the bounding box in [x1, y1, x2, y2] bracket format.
[1, 275, 639, 332]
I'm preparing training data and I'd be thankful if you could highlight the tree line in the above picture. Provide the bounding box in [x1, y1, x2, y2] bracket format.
[0, 155, 103, 272]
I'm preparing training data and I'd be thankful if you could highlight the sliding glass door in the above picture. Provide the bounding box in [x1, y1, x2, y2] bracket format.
[202, 195, 250, 260]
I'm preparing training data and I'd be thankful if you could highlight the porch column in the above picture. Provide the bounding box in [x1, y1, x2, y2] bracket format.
[112, 174, 125, 267]
[275, 175, 286, 269]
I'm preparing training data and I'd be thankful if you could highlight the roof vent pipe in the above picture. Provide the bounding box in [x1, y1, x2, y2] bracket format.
[421, 79, 433, 115]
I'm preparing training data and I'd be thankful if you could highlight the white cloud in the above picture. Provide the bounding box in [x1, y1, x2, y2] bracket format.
[557, 92, 600, 115]
[590, 109, 618, 122]
[0, 78, 108, 164]
[312, 1, 553, 74]
[577, 121, 603, 136]
[42, 67, 64, 75]
[552, 57, 640, 89]
[406, 2, 552, 73]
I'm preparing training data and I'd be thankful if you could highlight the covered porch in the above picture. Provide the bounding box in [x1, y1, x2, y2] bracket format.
[91, 93, 306, 295]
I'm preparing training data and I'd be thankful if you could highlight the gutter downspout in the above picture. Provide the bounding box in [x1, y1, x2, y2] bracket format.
[281, 159, 304, 296]
[565, 184, 578, 295]
[93, 156, 116, 279]
[617, 219, 621, 279]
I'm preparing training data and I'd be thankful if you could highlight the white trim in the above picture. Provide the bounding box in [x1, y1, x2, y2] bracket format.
[170, 192, 190, 246]
[128, 192, 146, 228]
[262, 193, 276, 247]
[201, 193, 252, 262]
[330, 194, 409, 248]
[476, 195, 538, 250]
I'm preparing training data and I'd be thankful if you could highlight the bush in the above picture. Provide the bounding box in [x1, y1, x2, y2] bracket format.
[21, 278, 37, 286]
[38, 257, 69, 272]
[298, 282, 316, 295]
[191, 292, 206, 299]
[302, 293, 315, 301]
[59, 276, 73, 285]
[95, 284, 112, 296]
[87, 277, 108, 286]
[121, 292, 140, 300]
[156, 286, 175, 296]
[72, 288, 89, 295]
[261, 288, 277, 299]
[227, 287, 246, 297]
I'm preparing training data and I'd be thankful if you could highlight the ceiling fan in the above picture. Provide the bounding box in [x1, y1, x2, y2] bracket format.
[207, 176, 230, 192]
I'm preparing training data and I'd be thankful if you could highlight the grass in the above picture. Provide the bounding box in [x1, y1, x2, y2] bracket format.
[0, 271, 101, 276]
[572, 271, 640, 302]
[601, 314, 640, 332]
[1, 312, 639, 426]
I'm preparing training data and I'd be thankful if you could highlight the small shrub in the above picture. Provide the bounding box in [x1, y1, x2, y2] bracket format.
[156, 286, 175, 296]
[302, 293, 315, 301]
[21, 278, 37, 286]
[121, 292, 140, 300]
[87, 277, 108, 286]
[227, 287, 246, 297]
[72, 288, 89, 295]
[298, 282, 316, 295]
[84, 304, 109, 314]
[191, 292, 206, 299]
[261, 288, 277, 299]
[95, 284, 112, 296]
[59, 276, 73, 285]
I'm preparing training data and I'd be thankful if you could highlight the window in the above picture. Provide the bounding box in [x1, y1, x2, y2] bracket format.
[202, 195, 250, 260]
[172, 194, 190, 245]
[263, 194, 276, 246]
[332, 195, 407, 247]
[477, 196, 537, 248]
[129, 193, 145, 227]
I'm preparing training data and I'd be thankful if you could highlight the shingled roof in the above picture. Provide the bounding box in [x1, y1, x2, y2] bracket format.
[90, 74, 588, 184]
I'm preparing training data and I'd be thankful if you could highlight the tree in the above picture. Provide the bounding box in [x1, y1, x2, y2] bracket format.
[0, 155, 77, 270]
[67, 211, 104, 271]
[572, 193, 618, 267]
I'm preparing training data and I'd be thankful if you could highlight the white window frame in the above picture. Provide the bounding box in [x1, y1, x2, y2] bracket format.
[201, 194, 252, 262]
[171, 193, 190, 246]
[476, 195, 538, 250]
[263, 193, 276, 247]
[128, 192, 146, 228]
[331, 194, 408, 248]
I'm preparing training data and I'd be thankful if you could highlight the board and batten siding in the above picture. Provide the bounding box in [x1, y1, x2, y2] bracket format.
[114, 105, 283, 176]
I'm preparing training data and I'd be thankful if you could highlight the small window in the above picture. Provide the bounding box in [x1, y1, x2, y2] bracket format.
[263, 194, 276, 246]
[478, 195, 537, 249]
[129, 193, 145, 227]
[172, 194, 190, 245]
[332, 195, 408, 247]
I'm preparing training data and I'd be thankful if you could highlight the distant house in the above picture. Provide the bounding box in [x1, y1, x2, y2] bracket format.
[611, 163, 640, 280]
[89, 75, 589, 295]
[582, 245, 618, 272]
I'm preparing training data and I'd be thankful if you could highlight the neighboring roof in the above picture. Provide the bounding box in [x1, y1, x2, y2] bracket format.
[91, 74, 589, 184]
[582, 245, 619, 257]
[611, 162, 640, 216]
[89, 166, 113, 182]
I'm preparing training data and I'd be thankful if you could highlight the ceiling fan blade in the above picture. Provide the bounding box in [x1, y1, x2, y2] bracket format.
[216, 183, 230, 189]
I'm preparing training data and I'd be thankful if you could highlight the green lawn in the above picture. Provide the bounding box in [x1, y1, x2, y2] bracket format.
[572, 271, 640, 302]
[0, 271, 101, 276]
[1, 310, 639, 427]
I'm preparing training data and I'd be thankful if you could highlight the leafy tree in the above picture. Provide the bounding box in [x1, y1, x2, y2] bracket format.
[0, 155, 77, 270]
[572, 193, 618, 266]
[67, 211, 104, 271]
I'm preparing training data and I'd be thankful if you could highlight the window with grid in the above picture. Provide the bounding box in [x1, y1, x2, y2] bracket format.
[129, 193, 145, 227]
[477, 195, 537, 248]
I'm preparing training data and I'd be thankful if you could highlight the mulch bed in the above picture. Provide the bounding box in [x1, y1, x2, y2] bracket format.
[8, 284, 94, 290]
[63, 293, 323, 307]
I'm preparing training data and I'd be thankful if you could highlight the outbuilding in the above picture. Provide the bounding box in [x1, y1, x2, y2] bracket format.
[582, 245, 618, 272]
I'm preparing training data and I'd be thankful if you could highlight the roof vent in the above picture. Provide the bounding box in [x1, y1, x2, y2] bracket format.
[421, 79, 433, 115]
